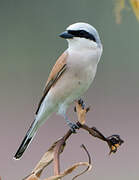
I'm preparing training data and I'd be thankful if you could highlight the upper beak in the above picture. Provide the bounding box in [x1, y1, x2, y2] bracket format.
[59, 31, 74, 39]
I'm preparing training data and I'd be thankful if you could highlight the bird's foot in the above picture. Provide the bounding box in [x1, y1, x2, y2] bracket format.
[78, 98, 85, 109]
[74, 98, 85, 112]
[68, 122, 80, 133]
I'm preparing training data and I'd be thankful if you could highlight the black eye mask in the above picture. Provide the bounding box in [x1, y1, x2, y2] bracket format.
[67, 30, 96, 42]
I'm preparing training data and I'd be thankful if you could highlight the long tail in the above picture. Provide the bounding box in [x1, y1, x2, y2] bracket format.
[14, 119, 39, 160]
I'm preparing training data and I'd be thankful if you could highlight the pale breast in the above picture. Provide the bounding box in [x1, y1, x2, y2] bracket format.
[48, 49, 99, 115]
[57, 54, 97, 107]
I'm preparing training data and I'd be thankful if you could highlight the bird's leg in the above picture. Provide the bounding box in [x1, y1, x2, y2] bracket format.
[63, 113, 79, 133]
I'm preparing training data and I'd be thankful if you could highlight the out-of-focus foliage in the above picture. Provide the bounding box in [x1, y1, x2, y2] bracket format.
[130, 0, 139, 20]
[115, 0, 125, 24]
[115, 0, 139, 23]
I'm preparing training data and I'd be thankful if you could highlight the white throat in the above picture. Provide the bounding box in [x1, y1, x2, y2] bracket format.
[67, 37, 103, 65]
[66, 40, 103, 70]
[67, 37, 100, 51]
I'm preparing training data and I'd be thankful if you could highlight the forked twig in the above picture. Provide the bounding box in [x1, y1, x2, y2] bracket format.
[24, 100, 124, 180]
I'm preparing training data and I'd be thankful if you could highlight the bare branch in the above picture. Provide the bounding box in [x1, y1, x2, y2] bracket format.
[72, 144, 92, 180]
[23, 100, 124, 180]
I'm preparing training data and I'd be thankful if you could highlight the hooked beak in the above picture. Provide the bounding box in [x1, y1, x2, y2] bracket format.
[59, 31, 74, 39]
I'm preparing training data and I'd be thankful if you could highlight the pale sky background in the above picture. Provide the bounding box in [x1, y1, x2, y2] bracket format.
[0, 0, 139, 179]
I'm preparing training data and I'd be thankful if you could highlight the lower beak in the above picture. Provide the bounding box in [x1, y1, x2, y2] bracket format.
[59, 31, 74, 39]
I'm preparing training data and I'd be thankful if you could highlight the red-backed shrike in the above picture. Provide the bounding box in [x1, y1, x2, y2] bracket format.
[14, 22, 103, 159]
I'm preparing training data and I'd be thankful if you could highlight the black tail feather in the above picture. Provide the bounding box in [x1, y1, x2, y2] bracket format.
[14, 119, 39, 160]
[14, 135, 33, 159]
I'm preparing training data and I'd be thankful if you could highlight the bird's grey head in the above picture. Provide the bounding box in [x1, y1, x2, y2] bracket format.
[59, 22, 102, 50]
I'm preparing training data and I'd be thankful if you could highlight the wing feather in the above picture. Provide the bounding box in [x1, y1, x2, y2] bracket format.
[35, 52, 68, 114]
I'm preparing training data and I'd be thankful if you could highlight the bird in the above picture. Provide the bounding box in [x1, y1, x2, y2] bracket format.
[14, 22, 103, 160]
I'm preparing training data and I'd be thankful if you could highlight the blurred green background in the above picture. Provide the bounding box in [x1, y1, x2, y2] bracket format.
[0, 0, 139, 179]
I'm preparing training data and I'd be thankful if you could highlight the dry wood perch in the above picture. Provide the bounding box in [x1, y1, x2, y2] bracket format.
[23, 100, 124, 180]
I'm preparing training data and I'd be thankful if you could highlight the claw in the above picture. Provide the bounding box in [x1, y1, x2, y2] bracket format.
[74, 98, 85, 112]
[68, 122, 79, 133]
[78, 98, 85, 109]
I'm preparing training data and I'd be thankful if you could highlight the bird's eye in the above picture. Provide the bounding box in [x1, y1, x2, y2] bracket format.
[79, 30, 86, 36]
